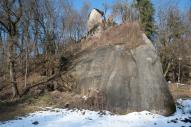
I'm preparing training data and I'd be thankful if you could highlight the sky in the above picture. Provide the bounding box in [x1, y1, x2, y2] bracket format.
[73, 0, 191, 15]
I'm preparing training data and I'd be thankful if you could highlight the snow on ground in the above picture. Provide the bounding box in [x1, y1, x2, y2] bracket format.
[0, 99, 191, 127]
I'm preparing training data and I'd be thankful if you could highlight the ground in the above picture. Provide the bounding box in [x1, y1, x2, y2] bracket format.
[169, 83, 191, 99]
[0, 99, 191, 127]
[0, 83, 190, 122]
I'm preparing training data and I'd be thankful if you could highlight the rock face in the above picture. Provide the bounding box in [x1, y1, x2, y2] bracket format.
[87, 8, 104, 35]
[69, 24, 175, 115]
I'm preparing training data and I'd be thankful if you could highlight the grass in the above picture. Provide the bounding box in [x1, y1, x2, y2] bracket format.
[0, 94, 54, 121]
[169, 83, 191, 99]
[80, 22, 144, 51]
[0, 91, 82, 121]
[0, 85, 190, 122]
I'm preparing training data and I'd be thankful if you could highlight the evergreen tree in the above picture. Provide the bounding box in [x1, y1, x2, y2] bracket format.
[135, 0, 155, 39]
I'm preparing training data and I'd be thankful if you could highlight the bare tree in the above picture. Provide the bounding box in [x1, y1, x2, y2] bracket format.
[0, 0, 23, 97]
[102, 0, 110, 20]
[0, 0, 95, 98]
[156, 5, 190, 83]
[112, 0, 129, 23]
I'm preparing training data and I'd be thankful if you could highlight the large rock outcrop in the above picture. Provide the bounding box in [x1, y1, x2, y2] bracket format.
[87, 8, 104, 32]
[87, 8, 104, 38]
[68, 23, 175, 116]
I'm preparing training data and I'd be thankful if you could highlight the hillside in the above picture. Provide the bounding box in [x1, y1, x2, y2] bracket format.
[0, 22, 190, 122]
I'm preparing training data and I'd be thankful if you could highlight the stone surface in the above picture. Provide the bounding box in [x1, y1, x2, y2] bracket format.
[87, 8, 104, 33]
[69, 33, 175, 116]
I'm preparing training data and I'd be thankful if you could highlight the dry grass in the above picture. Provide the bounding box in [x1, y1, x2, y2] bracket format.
[0, 83, 190, 121]
[45, 22, 144, 65]
[80, 22, 144, 51]
[169, 83, 191, 99]
[0, 93, 60, 121]
[0, 91, 85, 121]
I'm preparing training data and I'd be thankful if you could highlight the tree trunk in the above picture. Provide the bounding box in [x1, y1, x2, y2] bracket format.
[10, 59, 19, 97]
[8, 37, 20, 97]
[164, 62, 171, 78]
[24, 42, 28, 88]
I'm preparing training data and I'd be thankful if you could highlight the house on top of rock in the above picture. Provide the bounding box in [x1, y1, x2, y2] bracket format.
[87, 8, 104, 35]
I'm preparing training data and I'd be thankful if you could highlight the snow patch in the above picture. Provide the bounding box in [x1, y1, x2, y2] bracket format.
[0, 99, 191, 127]
[82, 96, 88, 100]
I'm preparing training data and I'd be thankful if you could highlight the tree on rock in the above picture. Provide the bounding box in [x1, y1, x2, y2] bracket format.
[135, 0, 155, 39]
